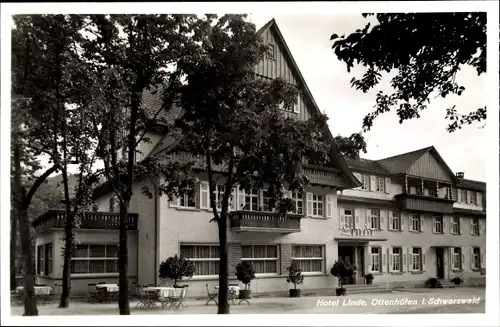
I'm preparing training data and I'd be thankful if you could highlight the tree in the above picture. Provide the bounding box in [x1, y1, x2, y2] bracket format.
[80, 14, 207, 315]
[158, 255, 195, 286]
[174, 14, 333, 314]
[331, 13, 487, 133]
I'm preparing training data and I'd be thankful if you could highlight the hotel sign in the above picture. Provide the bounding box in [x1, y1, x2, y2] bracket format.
[341, 224, 375, 237]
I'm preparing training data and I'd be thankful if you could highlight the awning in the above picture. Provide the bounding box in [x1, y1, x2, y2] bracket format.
[335, 237, 388, 243]
[430, 245, 455, 248]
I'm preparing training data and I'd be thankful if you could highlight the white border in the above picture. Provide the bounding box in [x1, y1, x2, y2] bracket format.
[1, 1, 499, 326]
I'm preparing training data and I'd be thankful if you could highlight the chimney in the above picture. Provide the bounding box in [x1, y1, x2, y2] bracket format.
[456, 172, 464, 178]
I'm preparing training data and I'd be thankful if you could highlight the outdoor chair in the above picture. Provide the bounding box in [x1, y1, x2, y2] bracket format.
[87, 284, 98, 303]
[167, 285, 188, 310]
[136, 285, 158, 309]
[205, 284, 218, 306]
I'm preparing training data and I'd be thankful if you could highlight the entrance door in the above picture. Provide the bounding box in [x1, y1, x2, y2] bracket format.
[338, 246, 355, 284]
[436, 247, 444, 279]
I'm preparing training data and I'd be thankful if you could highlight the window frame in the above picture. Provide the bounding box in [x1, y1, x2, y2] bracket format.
[375, 177, 385, 193]
[369, 209, 380, 230]
[392, 247, 402, 272]
[179, 192, 197, 209]
[360, 175, 370, 191]
[451, 247, 462, 270]
[471, 218, 480, 235]
[71, 244, 119, 275]
[410, 214, 421, 232]
[472, 247, 481, 270]
[291, 245, 325, 273]
[290, 190, 303, 215]
[180, 244, 220, 277]
[434, 216, 443, 234]
[243, 188, 259, 211]
[241, 244, 279, 275]
[411, 247, 422, 271]
[344, 209, 354, 228]
[391, 211, 401, 231]
[451, 217, 460, 234]
[370, 247, 381, 272]
[266, 42, 276, 60]
[311, 194, 324, 217]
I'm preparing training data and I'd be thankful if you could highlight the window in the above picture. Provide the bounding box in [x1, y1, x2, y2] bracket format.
[262, 189, 276, 212]
[45, 244, 53, 276]
[410, 214, 421, 232]
[71, 244, 118, 274]
[469, 191, 477, 205]
[241, 245, 278, 274]
[459, 189, 467, 203]
[360, 175, 370, 190]
[390, 212, 401, 231]
[434, 216, 443, 233]
[312, 194, 324, 217]
[370, 209, 380, 230]
[370, 247, 381, 272]
[180, 245, 219, 276]
[471, 218, 480, 235]
[443, 187, 451, 200]
[109, 196, 118, 212]
[179, 192, 196, 208]
[375, 177, 385, 192]
[451, 217, 460, 234]
[451, 247, 462, 270]
[266, 42, 276, 60]
[210, 184, 225, 210]
[344, 209, 354, 229]
[37, 245, 45, 275]
[292, 245, 324, 273]
[411, 247, 422, 271]
[472, 248, 481, 270]
[475, 193, 481, 206]
[242, 188, 259, 211]
[392, 247, 402, 272]
[290, 191, 303, 215]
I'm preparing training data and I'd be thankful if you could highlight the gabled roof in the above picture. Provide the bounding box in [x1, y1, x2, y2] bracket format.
[344, 157, 390, 176]
[257, 19, 361, 188]
[457, 178, 486, 192]
[376, 146, 459, 184]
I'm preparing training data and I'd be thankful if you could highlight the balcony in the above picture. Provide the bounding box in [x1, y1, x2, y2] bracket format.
[395, 193, 455, 214]
[33, 209, 138, 233]
[166, 151, 348, 188]
[229, 210, 303, 233]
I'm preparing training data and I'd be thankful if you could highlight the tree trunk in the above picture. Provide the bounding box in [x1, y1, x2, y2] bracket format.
[18, 206, 38, 316]
[58, 170, 74, 308]
[118, 200, 130, 315]
[11, 209, 18, 290]
[217, 213, 229, 314]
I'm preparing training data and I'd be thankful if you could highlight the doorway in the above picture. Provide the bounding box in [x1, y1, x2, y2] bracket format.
[338, 246, 355, 284]
[436, 247, 444, 279]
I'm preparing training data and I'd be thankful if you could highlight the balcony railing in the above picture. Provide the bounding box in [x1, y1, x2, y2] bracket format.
[229, 210, 302, 233]
[395, 193, 454, 214]
[166, 151, 348, 188]
[33, 209, 138, 232]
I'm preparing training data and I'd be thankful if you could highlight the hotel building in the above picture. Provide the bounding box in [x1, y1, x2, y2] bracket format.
[33, 19, 486, 297]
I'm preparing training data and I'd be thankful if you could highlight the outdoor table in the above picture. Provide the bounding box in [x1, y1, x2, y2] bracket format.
[96, 284, 119, 302]
[16, 286, 53, 303]
[141, 287, 187, 310]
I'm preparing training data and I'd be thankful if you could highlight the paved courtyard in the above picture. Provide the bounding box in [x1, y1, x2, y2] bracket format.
[11, 287, 484, 315]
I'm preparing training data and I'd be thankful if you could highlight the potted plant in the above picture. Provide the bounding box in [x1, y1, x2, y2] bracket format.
[158, 255, 195, 287]
[427, 277, 438, 288]
[286, 260, 304, 297]
[451, 276, 463, 286]
[330, 261, 356, 296]
[235, 261, 255, 299]
[364, 273, 374, 285]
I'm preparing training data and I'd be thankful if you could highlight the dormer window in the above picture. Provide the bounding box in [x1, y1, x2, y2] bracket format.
[266, 42, 276, 60]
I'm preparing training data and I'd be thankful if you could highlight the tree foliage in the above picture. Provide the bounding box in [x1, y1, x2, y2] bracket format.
[286, 260, 304, 289]
[331, 12, 487, 132]
[330, 261, 356, 289]
[158, 255, 195, 286]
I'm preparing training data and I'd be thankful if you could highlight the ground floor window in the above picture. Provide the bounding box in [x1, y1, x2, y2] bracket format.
[71, 244, 119, 274]
[472, 248, 481, 269]
[292, 245, 324, 272]
[36, 243, 53, 276]
[391, 247, 402, 272]
[180, 244, 220, 276]
[452, 247, 462, 270]
[241, 245, 279, 274]
[370, 247, 381, 272]
[411, 247, 422, 271]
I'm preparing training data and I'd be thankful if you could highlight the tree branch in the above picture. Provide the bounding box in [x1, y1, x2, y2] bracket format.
[24, 164, 60, 208]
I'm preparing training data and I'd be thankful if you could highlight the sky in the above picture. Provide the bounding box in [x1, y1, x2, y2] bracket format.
[249, 14, 487, 182]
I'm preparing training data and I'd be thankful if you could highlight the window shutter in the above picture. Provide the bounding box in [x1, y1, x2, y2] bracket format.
[370, 176, 376, 191]
[169, 195, 179, 208]
[422, 250, 426, 272]
[200, 182, 209, 209]
[470, 247, 474, 269]
[443, 217, 448, 234]
[432, 216, 436, 233]
[293, 93, 300, 113]
[382, 246, 387, 273]
[402, 247, 407, 271]
[306, 192, 313, 216]
[237, 187, 246, 210]
[388, 211, 393, 231]
[469, 218, 473, 235]
[408, 215, 412, 232]
[362, 208, 368, 228]
[466, 190, 471, 203]
[460, 217, 463, 234]
[353, 173, 362, 189]
[479, 219, 485, 236]
[364, 246, 371, 273]
[326, 194, 333, 218]
[384, 177, 391, 193]
[476, 192, 482, 206]
[400, 213, 405, 231]
[420, 216, 424, 232]
[480, 247, 485, 268]
[461, 248, 466, 270]
[380, 210, 385, 230]
[388, 248, 393, 272]
[457, 189, 462, 202]
[407, 247, 412, 271]
[339, 211, 345, 229]
[355, 209, 360, 226]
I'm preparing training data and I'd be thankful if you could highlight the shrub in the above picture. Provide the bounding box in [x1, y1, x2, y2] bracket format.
[286, 260, 304, 290]
[158, 255, 195, 286]
[235, 261, 256, 290]
[330, 261, 356, 289]
[451, 276, 463, 285]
